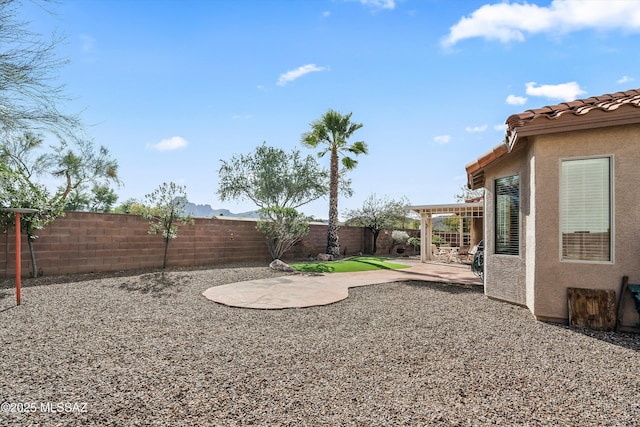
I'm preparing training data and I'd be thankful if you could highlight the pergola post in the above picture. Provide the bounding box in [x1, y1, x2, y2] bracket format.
[427, 214, 433, 261]
[420, 214, 426, 262]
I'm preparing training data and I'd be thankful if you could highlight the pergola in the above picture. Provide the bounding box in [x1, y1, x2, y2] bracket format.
[409, 202, 483, 262]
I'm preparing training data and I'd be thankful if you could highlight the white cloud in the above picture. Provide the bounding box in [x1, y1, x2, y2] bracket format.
[79, 34, 96, 52]
[277, 64, 327, 86]
[434, 135, 451, 144]
[506, 94, 527, 105]
[148, 136, 188, 151]
[360, 0, 396, 9]
[618, 75, 635, 84]
[442, 0, 640, 47]
[322, 10, 331, 17]
[525, 81, 586, 102]
[494, 124, 508, 132]
[465, 124, 488, 133]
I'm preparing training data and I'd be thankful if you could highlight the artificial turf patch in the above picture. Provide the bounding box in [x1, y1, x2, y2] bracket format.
[290, 256, 411, 273]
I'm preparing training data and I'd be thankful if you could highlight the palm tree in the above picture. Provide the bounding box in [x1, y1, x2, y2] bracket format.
[301, 109, 368, 257]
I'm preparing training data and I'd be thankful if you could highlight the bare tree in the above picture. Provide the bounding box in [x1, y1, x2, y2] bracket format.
[0, 0, 80, 138]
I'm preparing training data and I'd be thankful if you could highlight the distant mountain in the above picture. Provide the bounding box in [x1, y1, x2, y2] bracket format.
[184, 202, 260, 219]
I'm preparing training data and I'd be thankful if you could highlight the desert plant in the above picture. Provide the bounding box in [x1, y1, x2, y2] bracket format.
[257, 207, 310, 260]
[391, 230, 410, 245]
[142, 182, 194, 269]
[407, 237, 420, 252]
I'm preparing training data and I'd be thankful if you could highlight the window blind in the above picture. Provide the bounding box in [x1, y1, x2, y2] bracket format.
[495, 175, 519, 255]
[560, 157, 611, 261]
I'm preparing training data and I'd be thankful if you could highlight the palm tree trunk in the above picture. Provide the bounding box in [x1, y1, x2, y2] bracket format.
[327, 146, 340, 257]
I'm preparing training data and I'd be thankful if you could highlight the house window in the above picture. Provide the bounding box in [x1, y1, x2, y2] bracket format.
[495, 175, 520, 255]
[560, 157, 611, 262]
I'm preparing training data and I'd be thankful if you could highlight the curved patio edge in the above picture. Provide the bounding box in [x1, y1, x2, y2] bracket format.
[202, 261, 483, 310]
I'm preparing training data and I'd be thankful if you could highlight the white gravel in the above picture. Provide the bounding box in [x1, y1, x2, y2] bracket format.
[1, 265, 639, 426]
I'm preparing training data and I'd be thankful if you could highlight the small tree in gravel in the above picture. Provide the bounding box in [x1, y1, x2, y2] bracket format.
[257, 207, 310, 260]
[142, 182, 193, 270]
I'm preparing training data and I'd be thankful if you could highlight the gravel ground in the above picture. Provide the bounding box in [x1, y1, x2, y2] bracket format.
[1, 265, 639, 426]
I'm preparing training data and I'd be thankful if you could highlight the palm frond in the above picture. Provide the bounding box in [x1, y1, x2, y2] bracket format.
[349, 141, 368, 155]
[342, 156, 358, 170]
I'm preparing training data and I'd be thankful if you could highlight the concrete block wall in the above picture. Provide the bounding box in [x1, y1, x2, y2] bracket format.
[0, 212, 388, 278]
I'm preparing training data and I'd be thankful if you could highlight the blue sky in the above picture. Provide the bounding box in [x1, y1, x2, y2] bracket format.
[19, 0, 640, 218]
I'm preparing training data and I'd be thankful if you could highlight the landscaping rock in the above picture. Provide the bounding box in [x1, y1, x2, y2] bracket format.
[317, 253, 333, 261]
[269, 259, 295, 272]
[1, 265, 639, 425]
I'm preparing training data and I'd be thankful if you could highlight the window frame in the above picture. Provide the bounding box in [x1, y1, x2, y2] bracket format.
[559, 155, 614, 264]
[494, 174, 520, 256]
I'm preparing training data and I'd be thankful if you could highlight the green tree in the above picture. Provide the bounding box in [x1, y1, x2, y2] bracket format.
[142, 182, 193, 270]
[48, 137, 120, 206]
[218, 144, 329, 260]
[0, 161, 61, 277]
[301, 109, 368, 257]
[89, 184, 118, 212]
[114, 198, 147, 215]
[256, 207, 310, 260]
[442, 216, 461, 232]
[0, 132, 120, 276]
[343, 193, 409, 254]
[63, 184, 118, 212]
[1, 132, 121, 206]
[217, 143, 328, 210]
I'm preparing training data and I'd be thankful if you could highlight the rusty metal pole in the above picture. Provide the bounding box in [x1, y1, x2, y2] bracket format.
[4, 208, 37, 305]
[15, 211, 21, 305]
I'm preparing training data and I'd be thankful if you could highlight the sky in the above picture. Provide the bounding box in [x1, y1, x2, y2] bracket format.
[17, 0, 640, 219]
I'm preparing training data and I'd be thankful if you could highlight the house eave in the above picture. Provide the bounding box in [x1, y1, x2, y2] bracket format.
[513, 106, 640, 138]
[466, 101, 640, 190]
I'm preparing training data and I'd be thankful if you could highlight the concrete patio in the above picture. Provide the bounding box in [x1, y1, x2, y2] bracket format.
[202, 259, 482, 309]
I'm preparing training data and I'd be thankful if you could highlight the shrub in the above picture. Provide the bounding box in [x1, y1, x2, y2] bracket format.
[432, 234, 445, 247]
[257, 207, 310, 260]
[391, 230, 410, 245]
[407, 237, 420, 252]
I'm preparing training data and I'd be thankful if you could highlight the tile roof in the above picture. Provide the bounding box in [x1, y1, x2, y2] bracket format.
[466, 88, 640, 189]
[505, 88, 640, 140]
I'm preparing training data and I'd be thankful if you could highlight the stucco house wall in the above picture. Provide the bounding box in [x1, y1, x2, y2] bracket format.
[473, 122, 640, 328]
[467, 89, 640, 330]
[529, 124, 640, 324]
[482, 145, 528, 306]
